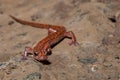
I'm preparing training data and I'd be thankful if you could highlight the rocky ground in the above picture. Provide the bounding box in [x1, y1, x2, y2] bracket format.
[0, 0, 120, 80]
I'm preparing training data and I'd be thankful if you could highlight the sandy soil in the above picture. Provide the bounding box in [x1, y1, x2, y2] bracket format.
[0, 0, 120, 80]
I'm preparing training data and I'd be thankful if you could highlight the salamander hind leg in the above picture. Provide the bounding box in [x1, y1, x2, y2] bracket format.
[64, 31, 79, 46]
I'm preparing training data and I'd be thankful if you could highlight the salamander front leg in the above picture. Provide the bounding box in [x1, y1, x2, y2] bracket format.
[64, 31, 79, 46]
[22, 47, 33, 60]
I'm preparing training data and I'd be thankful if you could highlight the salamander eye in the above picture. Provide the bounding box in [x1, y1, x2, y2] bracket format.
[34, 52, 38, 56]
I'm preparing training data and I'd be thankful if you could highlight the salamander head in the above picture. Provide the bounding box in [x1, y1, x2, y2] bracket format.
[34, 51, 48, 61]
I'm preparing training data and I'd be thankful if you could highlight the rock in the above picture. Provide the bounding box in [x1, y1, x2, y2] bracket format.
[23, 72, 41, 80]
[78, 58, 97, 64]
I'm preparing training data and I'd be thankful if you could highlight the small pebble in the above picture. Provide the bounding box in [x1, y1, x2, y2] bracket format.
[91, 65, 98, 72]
[108, 17, 116, 23]
[103, 62, 112, 68]
[0, 25, 3, 28]
[31, 15, 39, 21]
[108, 34, 114, 38]
[115, 56, 120, 60]
[0, 11, 4, 14]
[8, 21, 14, 25]
[78, 58, 97, 64]
[0, 63, 5, 66]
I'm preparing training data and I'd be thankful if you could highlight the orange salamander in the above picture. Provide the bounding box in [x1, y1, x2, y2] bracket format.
[10, 15, 78, 61]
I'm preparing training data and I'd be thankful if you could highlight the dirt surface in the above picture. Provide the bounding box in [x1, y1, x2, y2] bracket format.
[0, 0, 120, 80]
